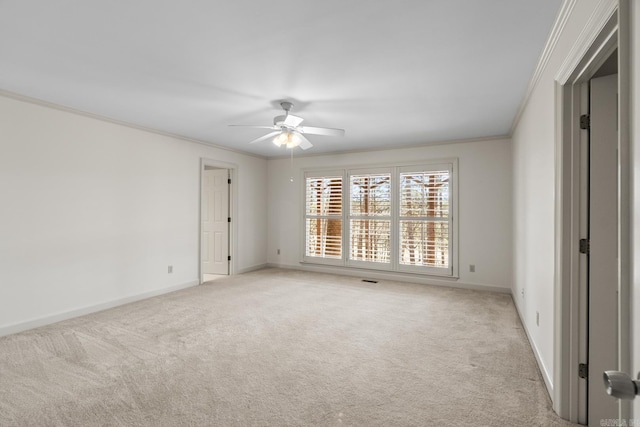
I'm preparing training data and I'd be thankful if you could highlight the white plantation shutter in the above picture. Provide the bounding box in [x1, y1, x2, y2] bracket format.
[304, 173, 343, 261]
[399, 167, 452, 274]
[349, 219, 391, 262]
[303, 162, 456, 276]
[350, 174, 391, 216]
[348, 171, 392, 266]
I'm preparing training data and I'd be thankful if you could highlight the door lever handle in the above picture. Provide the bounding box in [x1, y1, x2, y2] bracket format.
[603, 371, 640, 400]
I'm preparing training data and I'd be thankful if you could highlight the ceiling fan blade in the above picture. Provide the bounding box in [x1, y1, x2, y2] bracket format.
[249, 131, 280, 144]
[229, 125, 279, 130]
[298, 134, 313, 150]
[283, 114, 304, 127]
[298, 126, 345, 137]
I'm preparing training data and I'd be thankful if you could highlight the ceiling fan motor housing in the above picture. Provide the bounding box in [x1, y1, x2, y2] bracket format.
[274, 101, 294, 127]
[273, 115, 287, 126]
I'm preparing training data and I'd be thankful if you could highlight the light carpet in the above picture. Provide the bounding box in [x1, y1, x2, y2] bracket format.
[0, 268, 577, 426]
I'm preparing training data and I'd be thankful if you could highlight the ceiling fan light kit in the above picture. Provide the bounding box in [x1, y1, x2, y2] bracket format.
[273, 131, 302, 148]
[230, 101, 345, 151]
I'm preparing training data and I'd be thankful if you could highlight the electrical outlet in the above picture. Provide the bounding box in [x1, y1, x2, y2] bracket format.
[536, 311, 540, 326]
[277, 249, 281, 255]
[469, 264, 475, 272]
[168, 265, 173, 274]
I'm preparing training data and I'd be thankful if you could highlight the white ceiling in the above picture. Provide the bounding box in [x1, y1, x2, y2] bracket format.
[0, 1, 562, 158]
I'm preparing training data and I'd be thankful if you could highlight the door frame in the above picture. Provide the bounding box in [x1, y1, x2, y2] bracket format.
[199, 158, 238, 283]
[553, 0, 631, 423]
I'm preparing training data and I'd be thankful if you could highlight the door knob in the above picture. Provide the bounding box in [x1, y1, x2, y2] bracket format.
[603, 371, 640, 400]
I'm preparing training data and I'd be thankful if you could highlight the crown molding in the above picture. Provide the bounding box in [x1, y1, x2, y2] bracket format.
[509, 0, 577, 135]
[0, 88, 267, 160]
[555, 0, 618, 84]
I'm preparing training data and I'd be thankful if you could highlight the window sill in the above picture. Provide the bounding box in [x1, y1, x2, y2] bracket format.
[299, 260, 459, 281]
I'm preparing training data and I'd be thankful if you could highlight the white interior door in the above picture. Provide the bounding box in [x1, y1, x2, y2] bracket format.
[587, 73, 618, 425]
[202, 169, 229, 275]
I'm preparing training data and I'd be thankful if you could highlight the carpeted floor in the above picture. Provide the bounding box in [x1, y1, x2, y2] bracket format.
[0, 268, 577, 426]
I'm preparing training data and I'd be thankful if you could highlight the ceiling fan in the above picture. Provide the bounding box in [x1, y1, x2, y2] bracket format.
[230, 101, 345, 150]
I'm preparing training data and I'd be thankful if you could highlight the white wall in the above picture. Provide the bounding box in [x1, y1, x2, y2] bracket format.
[267, 138, 513, 291]
[511, 71, 557, 388]
[0, 93, 267, 335]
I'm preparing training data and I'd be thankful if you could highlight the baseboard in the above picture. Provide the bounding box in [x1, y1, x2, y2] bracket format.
[237, 263, 268, 274]
[266, 263, 511, 294]
[512, 296, 554, 397]
[0, 280, 199, 338]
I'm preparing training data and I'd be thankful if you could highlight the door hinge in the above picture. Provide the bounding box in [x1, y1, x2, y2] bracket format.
[228, 217, 231, 223]
[579, 238, 590, 254]
[580, 114, 590, 130]
[228, 178, 231, 184]
[227, 255, 231, 261]
[578, 363, 588, 379]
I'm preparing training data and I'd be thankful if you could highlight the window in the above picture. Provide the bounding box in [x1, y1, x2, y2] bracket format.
[303, 161, 456, 276]
[399, 167, 450, 274]
[349, 172, 391, 264]
[304, 173, 343, 262]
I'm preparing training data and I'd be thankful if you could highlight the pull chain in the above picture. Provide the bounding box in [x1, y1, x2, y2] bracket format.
[290, 148, 294, 182]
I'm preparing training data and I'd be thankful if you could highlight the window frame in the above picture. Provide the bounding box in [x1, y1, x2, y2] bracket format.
[302, 169, 346, 266]
[346, 167, 394, 271]
[301, 159, 458, 278]
[396, 163, 454, 276]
